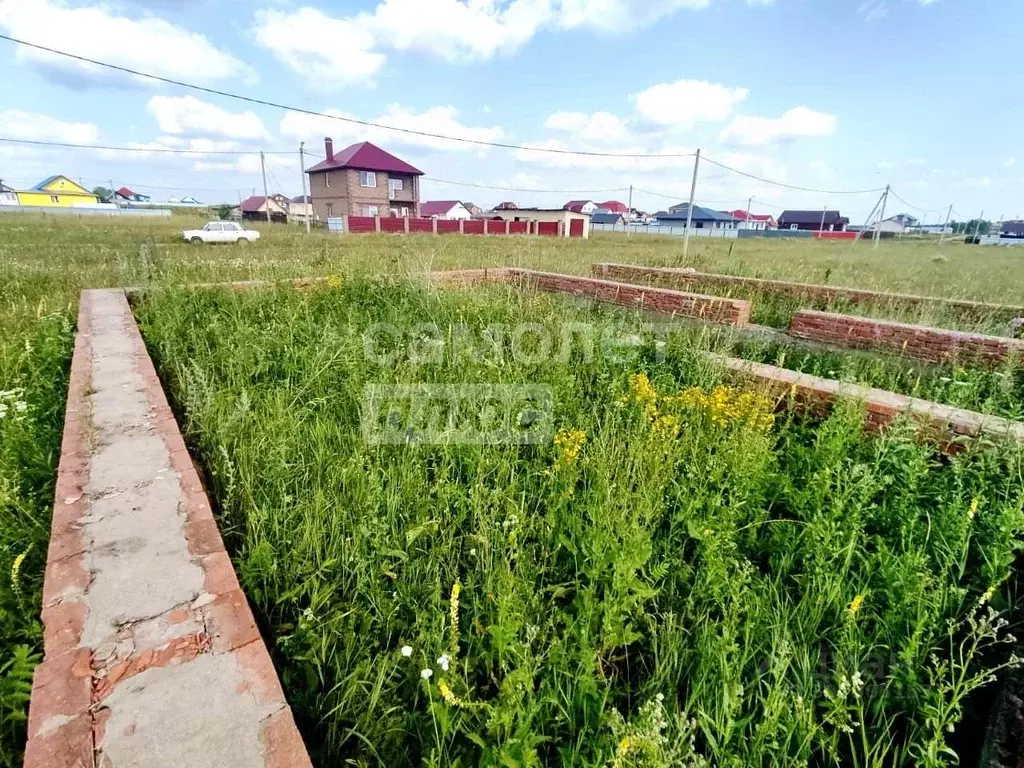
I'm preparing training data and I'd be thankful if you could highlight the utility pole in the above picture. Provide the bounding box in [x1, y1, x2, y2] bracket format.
[938, 204, 953, 244]
[972, 209, 985, 240]
[873, 184, 890, 249]
[626, 184, 633, 238]
[299, 141, 311, 234]
[746, 196, 753, 231]
[683, 148, 701, 260]
[819, 205, 828, 233]
[260, 151, 271, 224]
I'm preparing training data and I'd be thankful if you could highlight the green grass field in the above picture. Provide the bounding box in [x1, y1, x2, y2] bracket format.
[1, 212, 1023, 766]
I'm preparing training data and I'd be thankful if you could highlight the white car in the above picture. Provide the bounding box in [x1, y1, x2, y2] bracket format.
[183, 222, 260, 245]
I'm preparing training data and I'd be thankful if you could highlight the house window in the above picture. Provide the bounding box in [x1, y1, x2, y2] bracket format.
[325, 172, 330, 189]
[326, 203, 333, 217]
[401, 207, 409, 217]
[363, 205, 379, 216]
[360, 171, 376, 187]
[790, 224, 798, 230]
[388, 178, 403, 198]
[50, 195, 59, 203]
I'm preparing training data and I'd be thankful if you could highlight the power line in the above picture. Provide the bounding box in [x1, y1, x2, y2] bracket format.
[887, 189, 946, 214]
[423, 177, 625, 194]
[0, 136, 295, 155]
[701, 155, 886, 195]
[0, 34, 695, 161]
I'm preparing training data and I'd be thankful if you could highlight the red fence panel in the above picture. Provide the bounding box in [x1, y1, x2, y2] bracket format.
[437, 220, 460, 234]
[508, 221, 528, 235]
[487, 220, 508, 235]
[569, 219, 584, 238]
[409, 217, 433, 233]
[813, 231, 858, 240]
[538, 221, 559, 237]
[348, 216, 375, 233]
[380, 217, 405, 233]
[463, 220, 485, 235]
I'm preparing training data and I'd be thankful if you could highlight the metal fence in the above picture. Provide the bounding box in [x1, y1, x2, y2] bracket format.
[0, 206, 173, 218]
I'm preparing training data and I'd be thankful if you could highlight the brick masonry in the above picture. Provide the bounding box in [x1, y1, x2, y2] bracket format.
[789, 310, 1024, 367]
[25, 289, 311, 768]
[593, 263, 1024, 319]
[713, 354, 1024, 452]
[505, 269, 751, 326]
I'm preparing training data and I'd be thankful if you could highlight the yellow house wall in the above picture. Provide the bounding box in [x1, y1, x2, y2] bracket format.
[17, 191, 98, 207]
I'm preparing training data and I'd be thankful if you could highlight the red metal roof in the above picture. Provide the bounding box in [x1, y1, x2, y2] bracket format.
[116, 186, 135, 197]
[598, 200, 628, 213]
[727, 209, 775, 222]
[306, 141, 423, 175]
[239, 195, 268, 213]
[421, 200, 461, 216]
[563, 200, 592, 213]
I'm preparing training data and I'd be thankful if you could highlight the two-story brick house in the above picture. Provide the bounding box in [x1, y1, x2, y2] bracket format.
[305, 138, 423, 221]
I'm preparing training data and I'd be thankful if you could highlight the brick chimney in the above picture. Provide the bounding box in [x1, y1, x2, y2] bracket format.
[324, 137, 334, 162]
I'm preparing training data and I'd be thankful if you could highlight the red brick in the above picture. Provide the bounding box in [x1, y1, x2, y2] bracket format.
[233, 641, 287, 706]
[260, 709, 313, 768]
[184, 517, 225, 557]
[27, 649, 92, 740]
[201, 550, 241, 597]
[23, 712, 94, 768]
[41, 600, 86, 658]
[203, 589, 261, 653]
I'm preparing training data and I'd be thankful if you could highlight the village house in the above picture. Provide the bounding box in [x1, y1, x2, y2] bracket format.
[726, 210, 777, 230]
[288, 195, 315, 223]
[656, 204, 736, 229]
[16, 175, 98, 207]
[563, 200, 598, 214]
[778, 210, 850, 231]
[597, 200, 629, 214]
[239, 195, 288, 223]
[486, 207, 591, 238]
[115, 186, 151, 204]
[421, 201, 472, 220]
[305, 138, 423, 221]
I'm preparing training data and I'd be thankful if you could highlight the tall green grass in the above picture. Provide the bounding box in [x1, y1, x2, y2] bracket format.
[138, 279, 1024, 766]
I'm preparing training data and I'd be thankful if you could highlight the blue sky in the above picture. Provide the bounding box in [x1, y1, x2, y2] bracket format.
[0, 0, 1020, 222]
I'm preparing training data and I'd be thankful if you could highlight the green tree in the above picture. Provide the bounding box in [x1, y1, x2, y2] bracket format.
[91, 186, 114, 203]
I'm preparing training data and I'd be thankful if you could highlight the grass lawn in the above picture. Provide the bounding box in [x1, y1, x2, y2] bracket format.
[0, 212, 1023, 765]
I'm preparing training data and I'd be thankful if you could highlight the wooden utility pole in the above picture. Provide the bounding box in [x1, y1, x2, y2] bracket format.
[819, 205, 828, 233]
[260, 151, 271, 224]
[683, 149, 701, 260]
[873, 184, 889, 249]
[938, 204, 953, 244]
[626, 184, 633, 238]
[746, 196, 753, 231]
[299, 142, 310, 234]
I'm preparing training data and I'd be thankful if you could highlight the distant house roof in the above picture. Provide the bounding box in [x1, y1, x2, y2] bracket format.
[495, 201, 519, 210]
[592, 212, 625, 224]
[726, 209, 775, 223]
[0, 182, 13, 193]
[599, 200, 628, 213]
[305, 140, 423, 175]
[779, 210, 848, 226]
[656, 205, 732, 222]
[290, 195, 311, 204]
[563, 200, 593, 213]
[421, 200, 463, 217]
[116, 186, 136, 198]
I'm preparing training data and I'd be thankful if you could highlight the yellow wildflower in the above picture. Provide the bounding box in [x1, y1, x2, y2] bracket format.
[848, 594, 865, 615]
[622, 373, 659, 418]
[449, 582, 462, 656]
[10, 544, 30, 606]
[326, 274, 343, 289]
[979, 585, 996, 605]
[652, 414, 680, 440]
[438, 680, 463, 707]
[554, 428, 587, 464]
[968, 497, 980, 521]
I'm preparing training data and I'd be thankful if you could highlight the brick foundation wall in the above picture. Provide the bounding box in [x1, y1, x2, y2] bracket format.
[789, 310, 1024, 366]
[593, 263, 1024, 319]
[508, 270, 751, 326]
[713, 354, 1024, 453]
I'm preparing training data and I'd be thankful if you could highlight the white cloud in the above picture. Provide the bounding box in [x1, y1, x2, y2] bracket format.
[253, 8, 385, 87]
[544, 111, 631, 142]
[280, 104, 503, 154]
[253, 1, 726, 84]
[858, 1, 889, 22]
[193, 153, 297, 175]
[631, 79, 748, 128]
[1006, 156, 1017, 168]
[0, 109, 99, 143]
[719, 106, 836, 146]
[147, 96, 268, 141]
[0, 0, 253, 85]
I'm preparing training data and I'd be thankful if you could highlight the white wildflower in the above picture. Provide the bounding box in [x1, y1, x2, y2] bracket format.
[437, 654, 450, 672]
[420, 668, 433, 679]
[400, 645, 413, 657]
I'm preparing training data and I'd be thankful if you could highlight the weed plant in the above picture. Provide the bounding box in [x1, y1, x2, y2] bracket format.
[137, 278, 1024, 767]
